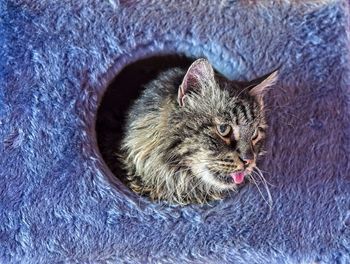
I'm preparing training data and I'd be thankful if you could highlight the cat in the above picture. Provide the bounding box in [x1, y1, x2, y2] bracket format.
[119, 58, 278, 205]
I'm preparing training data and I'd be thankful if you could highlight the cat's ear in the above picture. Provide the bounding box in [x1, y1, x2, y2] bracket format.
[178, 58, 215, 107]
[248, 70, 278, 106]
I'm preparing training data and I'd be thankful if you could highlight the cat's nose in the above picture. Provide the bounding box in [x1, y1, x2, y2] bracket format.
[242, 158, 254, 165]
[239, 152, 254, 165]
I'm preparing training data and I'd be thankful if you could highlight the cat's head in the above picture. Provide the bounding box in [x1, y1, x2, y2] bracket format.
[174, 58, 278, 191]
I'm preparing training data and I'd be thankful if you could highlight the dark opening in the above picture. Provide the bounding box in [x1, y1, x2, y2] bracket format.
[96, 54, 193, 179]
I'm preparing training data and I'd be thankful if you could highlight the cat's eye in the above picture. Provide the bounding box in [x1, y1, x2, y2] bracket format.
[252, 129, 259, 141]
[252, 127, 264, 141]
[216, 124, 232, 137]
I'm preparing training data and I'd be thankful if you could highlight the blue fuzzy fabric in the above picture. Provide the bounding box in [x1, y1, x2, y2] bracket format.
[1, 1, 350, 263]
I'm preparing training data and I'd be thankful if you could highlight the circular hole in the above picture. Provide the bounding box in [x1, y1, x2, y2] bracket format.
[96, 54, 193, 185]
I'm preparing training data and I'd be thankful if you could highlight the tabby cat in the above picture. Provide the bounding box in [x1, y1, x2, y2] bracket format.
[119, 58, 278, 205]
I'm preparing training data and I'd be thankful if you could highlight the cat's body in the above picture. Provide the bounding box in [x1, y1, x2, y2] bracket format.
[119, 59, 277, 205]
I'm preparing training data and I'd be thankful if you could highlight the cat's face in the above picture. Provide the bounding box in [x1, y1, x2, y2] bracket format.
[182, 96, 266, 190]
[174, 59, 277, 190]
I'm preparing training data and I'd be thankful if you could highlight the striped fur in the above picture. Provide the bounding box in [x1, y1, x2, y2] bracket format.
[119, 59, 277, 205]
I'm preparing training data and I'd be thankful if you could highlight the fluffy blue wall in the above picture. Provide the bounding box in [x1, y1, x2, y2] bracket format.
[1, 1, 350, 263]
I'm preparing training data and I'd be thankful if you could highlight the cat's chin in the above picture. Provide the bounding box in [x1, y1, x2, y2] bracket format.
[192, 164, 243, 190]
[204, 175, 237, 190]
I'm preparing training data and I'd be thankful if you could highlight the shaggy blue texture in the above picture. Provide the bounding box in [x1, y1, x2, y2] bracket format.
[1, 1, 350, 263]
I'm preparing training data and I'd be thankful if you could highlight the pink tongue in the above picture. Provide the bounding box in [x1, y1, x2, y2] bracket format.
[231, 172, 245, 184]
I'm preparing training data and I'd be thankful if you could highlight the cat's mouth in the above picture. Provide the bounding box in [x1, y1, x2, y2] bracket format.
[230, 171, 245, 184]
[193, 163, 250, 190]
[214, 171, 247, 185]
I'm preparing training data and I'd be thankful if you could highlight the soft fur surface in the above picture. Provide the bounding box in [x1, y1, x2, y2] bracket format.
[1, 0, 350, 263]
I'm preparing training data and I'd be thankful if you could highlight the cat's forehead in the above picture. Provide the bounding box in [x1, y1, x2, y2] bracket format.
[214, 114, 257, 128]
[213, 96, 259, 124]
[188, 82, 262, 126]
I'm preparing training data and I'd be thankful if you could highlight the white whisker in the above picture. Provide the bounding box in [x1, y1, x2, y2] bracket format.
[250, 169, 273, 208]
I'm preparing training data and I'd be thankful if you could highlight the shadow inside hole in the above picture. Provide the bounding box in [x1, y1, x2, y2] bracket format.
[96, 54, 193, 182]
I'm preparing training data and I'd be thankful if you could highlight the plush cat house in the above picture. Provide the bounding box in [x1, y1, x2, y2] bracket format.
[1, 1, 350, 263]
